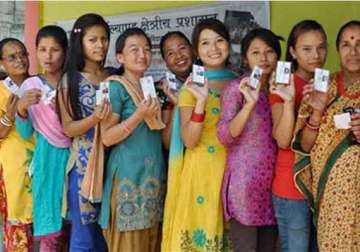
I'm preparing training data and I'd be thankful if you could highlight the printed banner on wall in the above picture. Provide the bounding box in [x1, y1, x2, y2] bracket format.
[57, 2, 269, 81]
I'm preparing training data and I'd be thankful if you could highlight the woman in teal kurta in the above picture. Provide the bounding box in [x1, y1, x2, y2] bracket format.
[15, 25, 70, 250]
[100, 82, 165, 230]
[99, 28, 166, 251]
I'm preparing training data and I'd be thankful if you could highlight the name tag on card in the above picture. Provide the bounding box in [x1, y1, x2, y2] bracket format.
[192, 64, 205, 86]
[249, 66, 263, 89]
[166, 72, 177, 90]
[334, 113, 351, 129]
[275, 61, 291, 84]
[4, 77, 20, 96]
[140, 76, 157, 99]
[96, 81, 110, 105]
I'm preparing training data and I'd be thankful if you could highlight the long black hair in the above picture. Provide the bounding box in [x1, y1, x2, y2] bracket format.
[62, 13, 110, 121]
[115, 27, 151, 75]
[285, 20, 327, 71]
[191, 18, 230, 66]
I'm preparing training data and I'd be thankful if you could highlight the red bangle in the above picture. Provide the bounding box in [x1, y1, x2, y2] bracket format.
[121, 121, 132, 134]
[164, 103, 174, 111]
[191, 110, 205, 123]
[305, 118, 320, 131]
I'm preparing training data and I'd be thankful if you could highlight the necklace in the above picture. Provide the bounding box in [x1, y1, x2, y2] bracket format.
[122, 74, 142, 90]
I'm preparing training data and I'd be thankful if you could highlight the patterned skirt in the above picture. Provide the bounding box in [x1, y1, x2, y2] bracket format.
[1, 164, 33, 251]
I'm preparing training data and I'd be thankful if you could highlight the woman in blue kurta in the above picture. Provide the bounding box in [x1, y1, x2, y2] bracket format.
[57, 14, 111, 251]
[16, 26, 70, 251]
[99, 28, 166, 252]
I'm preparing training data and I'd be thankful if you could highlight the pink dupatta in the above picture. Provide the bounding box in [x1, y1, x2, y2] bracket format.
[19, 76, 71, 148]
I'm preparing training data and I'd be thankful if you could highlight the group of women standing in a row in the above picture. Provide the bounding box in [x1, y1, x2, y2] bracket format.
[0, 12, 359, 252]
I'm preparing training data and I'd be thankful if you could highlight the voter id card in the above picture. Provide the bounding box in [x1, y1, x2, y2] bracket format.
[166, 72, 177, 90]
[314, 68, 329, 93]
[140, 76, 157, 99]
[275, 61, 291, 84]
[96, 81, 110, 105]
[192, 64, 205, 86]
[249, 66, 263, 89]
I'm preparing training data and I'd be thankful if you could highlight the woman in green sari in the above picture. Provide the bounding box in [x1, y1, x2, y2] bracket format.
[292, 20, 360, 251]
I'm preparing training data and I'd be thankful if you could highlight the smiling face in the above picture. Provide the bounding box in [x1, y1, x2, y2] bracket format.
[82, 25, 109, 64]
[116, 34, 152, 76]
[36, 37, 65, 74]
[197, 29, 230, 70]
[290, 30, 327, 75]
[338, 25, 360, 74]
[245, 37, 278, 75]
[0, 41, 29, 77]
[163, 34, 193, 80]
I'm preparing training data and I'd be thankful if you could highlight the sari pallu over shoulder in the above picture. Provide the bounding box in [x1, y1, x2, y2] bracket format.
[292, 72, 360, 226]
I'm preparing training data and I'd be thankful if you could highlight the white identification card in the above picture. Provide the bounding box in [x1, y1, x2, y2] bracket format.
[314, 68, 329, 93]
[96, 81, 110, 105]
[275, 61, 291, 84]
[4, 77, 20, 96]
[249, 66, 263, 89]
[166, 72, 177, 90]
[334, 113, 351, 129]
[192, 64, 205, 85]
[41, 84, 54, 104]
[140, 76, 157, 99]
[43, 89, 57, 105]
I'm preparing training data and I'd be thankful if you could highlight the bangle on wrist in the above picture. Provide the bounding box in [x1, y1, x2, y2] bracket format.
[16, 112, 28, 120]
[4, 114, 14, 122]
[121, 121, 133, 135]
[305, 118, 320, 131]
[164, 103, 174, 110]
[191, 110, 205, 123]
[0, 116, 12, 127]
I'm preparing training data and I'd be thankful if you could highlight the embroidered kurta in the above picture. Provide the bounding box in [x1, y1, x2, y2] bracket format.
[217, 78, 277, 226]
[99, 80, 166, 231]
[64, 74, 101, 224]
[162, 88, 230, 252]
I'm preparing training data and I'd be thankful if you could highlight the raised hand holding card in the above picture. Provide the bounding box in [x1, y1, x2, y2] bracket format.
[192, 64, 205, 86]
[4, 78, 20, 96]
[249, 66, 263, 89]
[314, 68, 329, 93]
[275, 61, 291, 84]
[166, 72, 177, 90]
[140, 76, 157, 99]
[96, 81, 110, 105]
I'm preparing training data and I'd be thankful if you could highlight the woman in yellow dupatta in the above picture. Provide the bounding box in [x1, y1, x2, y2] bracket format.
[292, 20, 360, 251]
[0, 38, 34, 251]
[162, 19, 236, 252]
